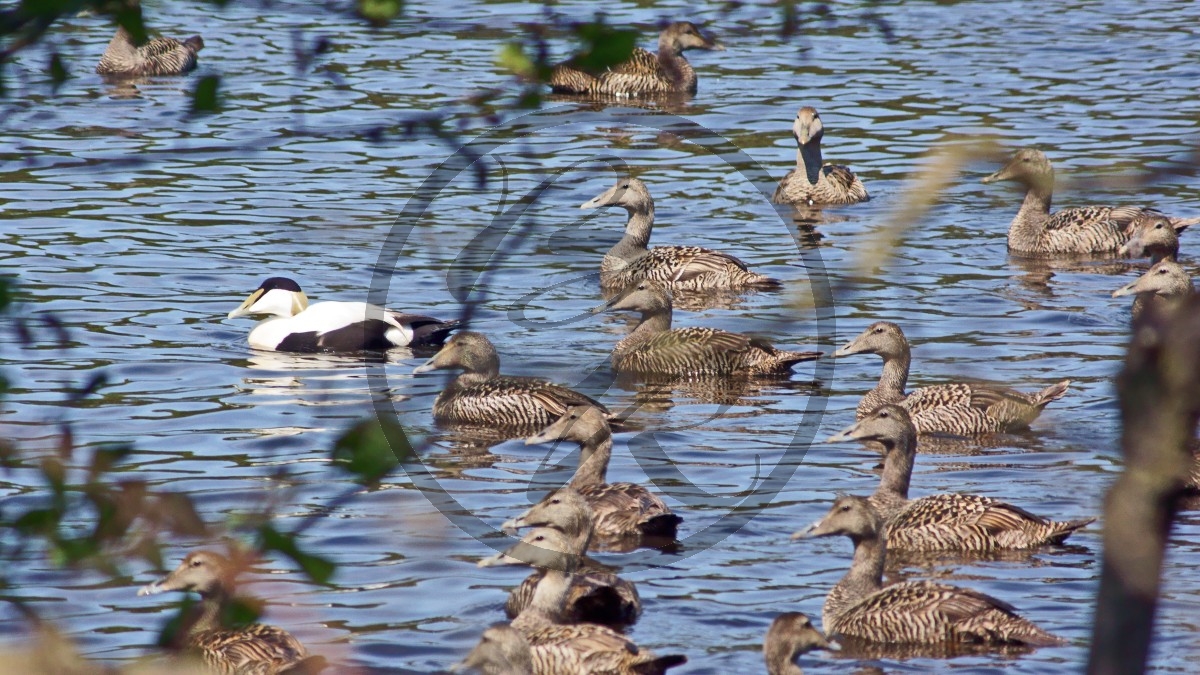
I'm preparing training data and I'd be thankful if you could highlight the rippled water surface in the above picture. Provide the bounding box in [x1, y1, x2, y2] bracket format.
[3, 0, 1200, 672]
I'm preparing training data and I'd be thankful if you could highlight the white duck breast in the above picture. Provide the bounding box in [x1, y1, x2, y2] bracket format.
[227, 277, 459, 353]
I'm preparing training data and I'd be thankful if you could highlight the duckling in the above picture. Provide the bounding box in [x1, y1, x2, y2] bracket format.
[582, 177, 779, 291]
[414, 331, 612, 434]
[792, 495, 1064, 647]
[1112, 258, 1195, 320]
[96, 25, 204, 78]
[772, 107, 868, 207]
[137, 550, 325, 675]
[763, 612, 830, 675]
[453, 624, 534, 675]
[500, 486, 642, 628]
[834, 321, 1069, 435]
[981, 148, 1197, 255]
[594, 281, 821, 376]
[521, 408, 681, 545]
[550, 22, 724, 97]
[479, 527, 687, 675]
[227, 277, 458, 353]
[829, 405, 1093, 551]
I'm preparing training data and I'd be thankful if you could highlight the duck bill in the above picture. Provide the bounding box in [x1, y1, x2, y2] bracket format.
[790, 516, 831, 540]
[980, 164, 1014, 184]
[500, 515, 526, 535]
[704, 35, 726, 51]
[579, 182, 624, 210]
[477, 550, 522, 568]
[1112, 280, 1142, 298]
[832, 330, 869, 357]
[226, 290, 263, 319]
[413, 346, 453, 374]
[136, 566, 186, 597]
[525, 412, 574, 445]
[826, 419, 866, 443]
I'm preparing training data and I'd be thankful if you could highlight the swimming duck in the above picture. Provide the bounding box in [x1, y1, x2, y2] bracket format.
[137, 550, 325, 675]
[829, 405, 1093, 551]
[522, 409, 682, 544]
[479, 527, 687, 675]
[500, 486, 642, 629]
[413, 331, 612, 434]
[792, 495, 1064, 647]
[834, 321, 1069, 436]
[227, 277, 459, 353]
[1112, 258, 1195, 320]
[550, 22, 724, 97]
[1120, 213, 1182, 262]
[96, 25, 204, 78]
[581, 177, 780, 291]
[772, 107, 868, 207]
[764, 612, 830, 675]
[981, 148, 1198, 255]
[453, 624, 534, 675]
[594, 281, 821, 376]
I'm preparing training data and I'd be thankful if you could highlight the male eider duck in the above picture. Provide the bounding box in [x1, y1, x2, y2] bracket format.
[834, 321, 1069, 436]
[772, 106, 868, 207]
[593, 280, 821, 376]
[793, 495, 1064, 647]
[227, 277, 459, 353]
[479, 527, 687, 675]
[137, 550, 326, 675]
[550, 21, 724, 97]
[829, 405, 1094, 552]
[981, 148, 1198, 255]
[96, 25, 204, 78]
[582, 177, 779, 291]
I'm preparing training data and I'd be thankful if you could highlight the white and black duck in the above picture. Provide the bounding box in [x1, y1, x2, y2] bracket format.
[227, 277, 458, 353]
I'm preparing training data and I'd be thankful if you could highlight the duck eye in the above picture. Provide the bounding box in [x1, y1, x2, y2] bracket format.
[879, 410, 889, 418]
[620, 183, 629, 189]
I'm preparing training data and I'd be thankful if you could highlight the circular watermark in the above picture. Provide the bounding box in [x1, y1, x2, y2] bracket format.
[367, 105, 835, 570]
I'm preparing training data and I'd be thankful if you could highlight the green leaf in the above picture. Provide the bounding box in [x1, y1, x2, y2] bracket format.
[190, 75, 221, 114]
[358, 0, 404, 26]
[331, 417, 408, 484]
[48, 53, 68, 93]
[258, 525, 336, 585]
[496, 42, 534, 78]
[15, 508, 60, 534]
[571, 23, 637, 72]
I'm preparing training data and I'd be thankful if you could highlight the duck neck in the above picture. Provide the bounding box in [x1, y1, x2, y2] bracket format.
[874, 436, 915, 507]
[607, 207, 655, 269]
[765, 647, 804, 675]
[876, 350, 909, 400]
[527, 567, 572, 621]
[616, 308, 672, 352]
[843, 532, 886, 594]
[796, 139, 823, 185]
[568, 431, 613, 490]
[655, 44, 695, 90]
[188, 589, 227, 637]
[1010, 180, 1053, 242]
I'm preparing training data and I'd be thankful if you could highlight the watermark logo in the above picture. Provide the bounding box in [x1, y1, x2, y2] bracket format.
[369, 105, 835, 569]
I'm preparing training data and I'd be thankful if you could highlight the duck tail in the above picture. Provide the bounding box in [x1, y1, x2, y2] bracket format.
[634, 654, 688, 674]
[1046, 516, 1095, 544]
[1169, 216, 1200, 233]
[1033, 380, 1070, 408]
[639, 513, 682, 538]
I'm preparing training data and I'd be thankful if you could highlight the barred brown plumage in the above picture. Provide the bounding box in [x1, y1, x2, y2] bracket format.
[96, 26, 204, 78]
[772, 107, 868, 207]
[763, 612, 830, 675]
[834, 321, 1069, 436]
[594, 281, 821, 377]
[1112, 258, 1195, 321]
[792, 495, 1065, 647]
[478, 528, 687, 675]
[981, 148, 1198, 255]
[549, 22, 724, 97]
[828, 405, 1094, 551]
[581, 177, 780, 291]
[413, 332, 612, 435]
[500, 486, 642, 628]
[136, 550, 324, 675]
[522, 407, 681, 548]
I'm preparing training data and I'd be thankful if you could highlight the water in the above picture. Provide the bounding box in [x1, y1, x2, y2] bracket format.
[2, 0, 1198, 672]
